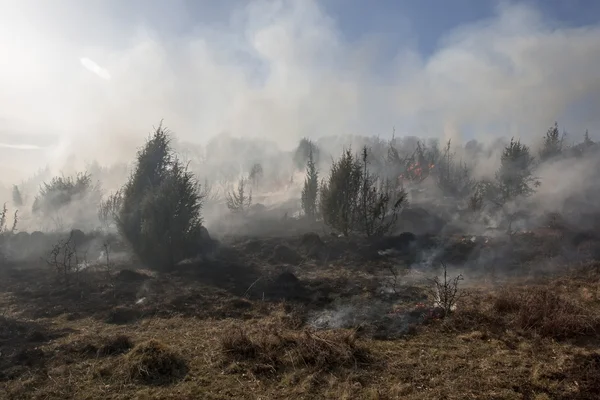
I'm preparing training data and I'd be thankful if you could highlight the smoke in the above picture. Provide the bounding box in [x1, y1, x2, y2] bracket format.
[0, 0, 599, 179]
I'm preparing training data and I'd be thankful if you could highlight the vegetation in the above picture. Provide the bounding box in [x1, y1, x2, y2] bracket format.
[301, 144, 319, 220]
[539, 122, 563, 161]
[12, 185, 24, 207]
[2, 121, 600, 399]
[293, 137, 321, 170]
[319, 148, 362, 236]
[226, 178, 252, 214]
[117, 123, 205, 271]
[98, 190, 123, 231]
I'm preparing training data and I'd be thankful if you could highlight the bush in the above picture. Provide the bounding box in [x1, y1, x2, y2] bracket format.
[117, 123, 205, 271]
[98, 189, 123, 231]
[226, 178, 252, 214]
[32, 172, 102, 230]
[319, 148, 362, 236]
[320, 147, 405, 236]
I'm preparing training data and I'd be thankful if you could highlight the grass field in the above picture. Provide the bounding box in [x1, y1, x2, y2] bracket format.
[2, 230, 600, 399]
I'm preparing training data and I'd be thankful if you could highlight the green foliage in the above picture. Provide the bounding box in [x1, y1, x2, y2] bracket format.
[117, 123, 205, 271]
[226, 178, 252, 214]
[495, 138, 539, 203]
[320, 147, 405, 237]
[539, 122, 563, 161]
[301, 144, 319, 220]
[319, 148, 362, 236]
[357, 147, 407, 237]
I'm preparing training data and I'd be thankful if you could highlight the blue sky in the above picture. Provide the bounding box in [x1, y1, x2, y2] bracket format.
[59, 0, 600, 54]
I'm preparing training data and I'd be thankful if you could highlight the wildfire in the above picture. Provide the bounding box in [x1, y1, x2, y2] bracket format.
[398, 163, 435, 182]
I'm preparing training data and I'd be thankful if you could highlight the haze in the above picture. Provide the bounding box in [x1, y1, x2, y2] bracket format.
[0, 0, 599, 181]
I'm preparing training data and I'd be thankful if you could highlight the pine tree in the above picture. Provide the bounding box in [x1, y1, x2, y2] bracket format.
[226, 178, 252, 214]
[301, 146, 319, 220]
[539, 122, 563, 161]
[117, 122, 205, 271]
[319, 148, 362, 236]
[496, 138, 539, 203]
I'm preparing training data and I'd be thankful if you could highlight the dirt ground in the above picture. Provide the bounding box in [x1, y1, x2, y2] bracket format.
[2, 229, 600, 399]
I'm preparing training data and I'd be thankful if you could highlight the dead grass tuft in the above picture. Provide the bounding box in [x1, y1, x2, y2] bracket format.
[220, 328, 371, 374]
[495, 287, 599, 339]
[124, 339, 188, 385]
[97, 334, 134, 357]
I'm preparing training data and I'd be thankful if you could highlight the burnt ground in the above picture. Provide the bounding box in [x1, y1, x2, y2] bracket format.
[1, 227, 600, 399]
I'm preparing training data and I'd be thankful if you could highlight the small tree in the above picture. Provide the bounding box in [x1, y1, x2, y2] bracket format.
[357, 146, 407, 237]
[539, 122, 563, 162]
[435, 139, 473, 199]
[495, 138, 539, 204]
[319, 148, 362, 236]
[489, 138, 540, 234]
[226, 178, 252, 214]
[301, 147, 319, 220]
[117, 123, 205, 271]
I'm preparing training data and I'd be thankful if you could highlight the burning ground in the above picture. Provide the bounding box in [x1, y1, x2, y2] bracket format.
[2, 222, 600, 399]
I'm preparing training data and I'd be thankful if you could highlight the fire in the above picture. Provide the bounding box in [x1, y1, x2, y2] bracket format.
[398, 162, 435, 183]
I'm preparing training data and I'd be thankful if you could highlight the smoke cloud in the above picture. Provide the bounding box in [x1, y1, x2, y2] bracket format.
[0, 0, 599, 180]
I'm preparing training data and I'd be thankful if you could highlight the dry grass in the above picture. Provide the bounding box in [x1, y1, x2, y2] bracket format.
[492, 286, 600, 339]
[220, 328, 371, 374]
[2, 244, 600, 399]
[124, 339, 188, 385]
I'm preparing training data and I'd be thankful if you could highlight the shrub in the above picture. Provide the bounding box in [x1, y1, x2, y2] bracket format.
[319, 148, 362, 236]
[32, 171, 102, 231]
[428, 261, 467, 317]
[98, 189, 123, 231]
[356, 146, 407, 237]
[539, 122, 564, 162]
[320, 147, 405, 236]
[495, 138, 539, 204]
[226, 178, 252, 214]
[117, 123, 205, 271]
